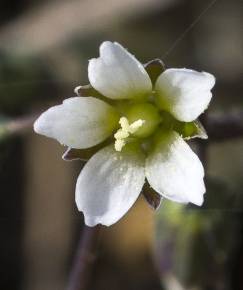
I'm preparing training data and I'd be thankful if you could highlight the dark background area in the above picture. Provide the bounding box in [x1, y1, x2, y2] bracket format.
[0, 0, 243, 289]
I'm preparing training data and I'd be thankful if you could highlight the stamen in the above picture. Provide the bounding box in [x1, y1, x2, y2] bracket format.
[114, 129, 129, 139]
[114, 139, 125, 152]
[129, 119, 145, 133]
[119, 117, 130, 130]
[114, 117, 145, 152]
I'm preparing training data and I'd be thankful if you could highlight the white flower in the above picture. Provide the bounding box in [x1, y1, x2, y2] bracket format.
[34, 41, 215, 227]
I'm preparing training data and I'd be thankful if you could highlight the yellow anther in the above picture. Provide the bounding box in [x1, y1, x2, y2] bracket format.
[114, 129, 129, 139]
[119, 117, 130, 131]
[114, 139, 125, 152]
[129, 119, 145, 133]
[114, 117, 145, 152]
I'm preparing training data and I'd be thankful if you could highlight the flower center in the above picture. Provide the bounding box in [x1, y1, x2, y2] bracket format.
[113, 103, 162, 151]
[124, 103, 161, 138]
[114, 117, 145, 151]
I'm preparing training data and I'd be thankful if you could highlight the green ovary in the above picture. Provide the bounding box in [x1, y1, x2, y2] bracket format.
[124, 103, 161, 138]
[154, 89, 171, 112]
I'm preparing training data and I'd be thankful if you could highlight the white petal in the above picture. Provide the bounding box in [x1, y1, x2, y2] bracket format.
[88, 41, 152, 100]
[75, 145, 145, 226]
[145, 131, 205, 206]
[155, 68, 215, 122]
[34, 97, 119, 149]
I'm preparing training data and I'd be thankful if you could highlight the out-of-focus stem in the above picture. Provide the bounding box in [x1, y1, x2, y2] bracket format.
[2, 109, 243, 142]
[67, 225, 102, 290]
[204, 111, 243, 141]
[0, 113, 38, 139]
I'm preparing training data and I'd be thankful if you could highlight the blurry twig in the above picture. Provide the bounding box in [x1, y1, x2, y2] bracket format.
[0, 113, 38, 140]
[1, 109, 243, 142]
[205, 111, 243, 141]
[67, 226, 102, 290]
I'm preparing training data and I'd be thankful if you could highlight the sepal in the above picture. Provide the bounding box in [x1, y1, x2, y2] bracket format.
[74, 84, 114, 104]
[144, 58, 165, 85]
[175, 120, 208, 140]
[142, 182, 162, 210]
[62, 139, 113, 161]
[75, 84, 103, 98]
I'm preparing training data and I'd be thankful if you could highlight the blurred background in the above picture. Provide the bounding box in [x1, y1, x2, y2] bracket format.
[0, 0, 243, 289]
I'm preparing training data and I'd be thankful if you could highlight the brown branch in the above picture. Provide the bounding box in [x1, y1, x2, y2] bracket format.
[204, 111, 243, 141]
[0, 113, 38, 139]
[6, 114, 37, 133]
[2, 109, 243, 143]
[67, 226, 102, 290]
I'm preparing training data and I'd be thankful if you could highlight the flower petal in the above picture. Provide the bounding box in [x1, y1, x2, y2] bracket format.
[145, 131, 205, 206]
[34, 97, 119, 149]
[88, 41, 152, 100]
[75, 145, 145, 226]
[155, 68, 215, 122]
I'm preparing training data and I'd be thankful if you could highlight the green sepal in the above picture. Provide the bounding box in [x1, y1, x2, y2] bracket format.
[144, 59, 165, 85]
[175, 120, 208, 140]
[160, 111, 208, 140]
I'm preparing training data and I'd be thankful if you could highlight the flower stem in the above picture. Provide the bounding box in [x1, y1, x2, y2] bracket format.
[67, 225, 102, 290]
